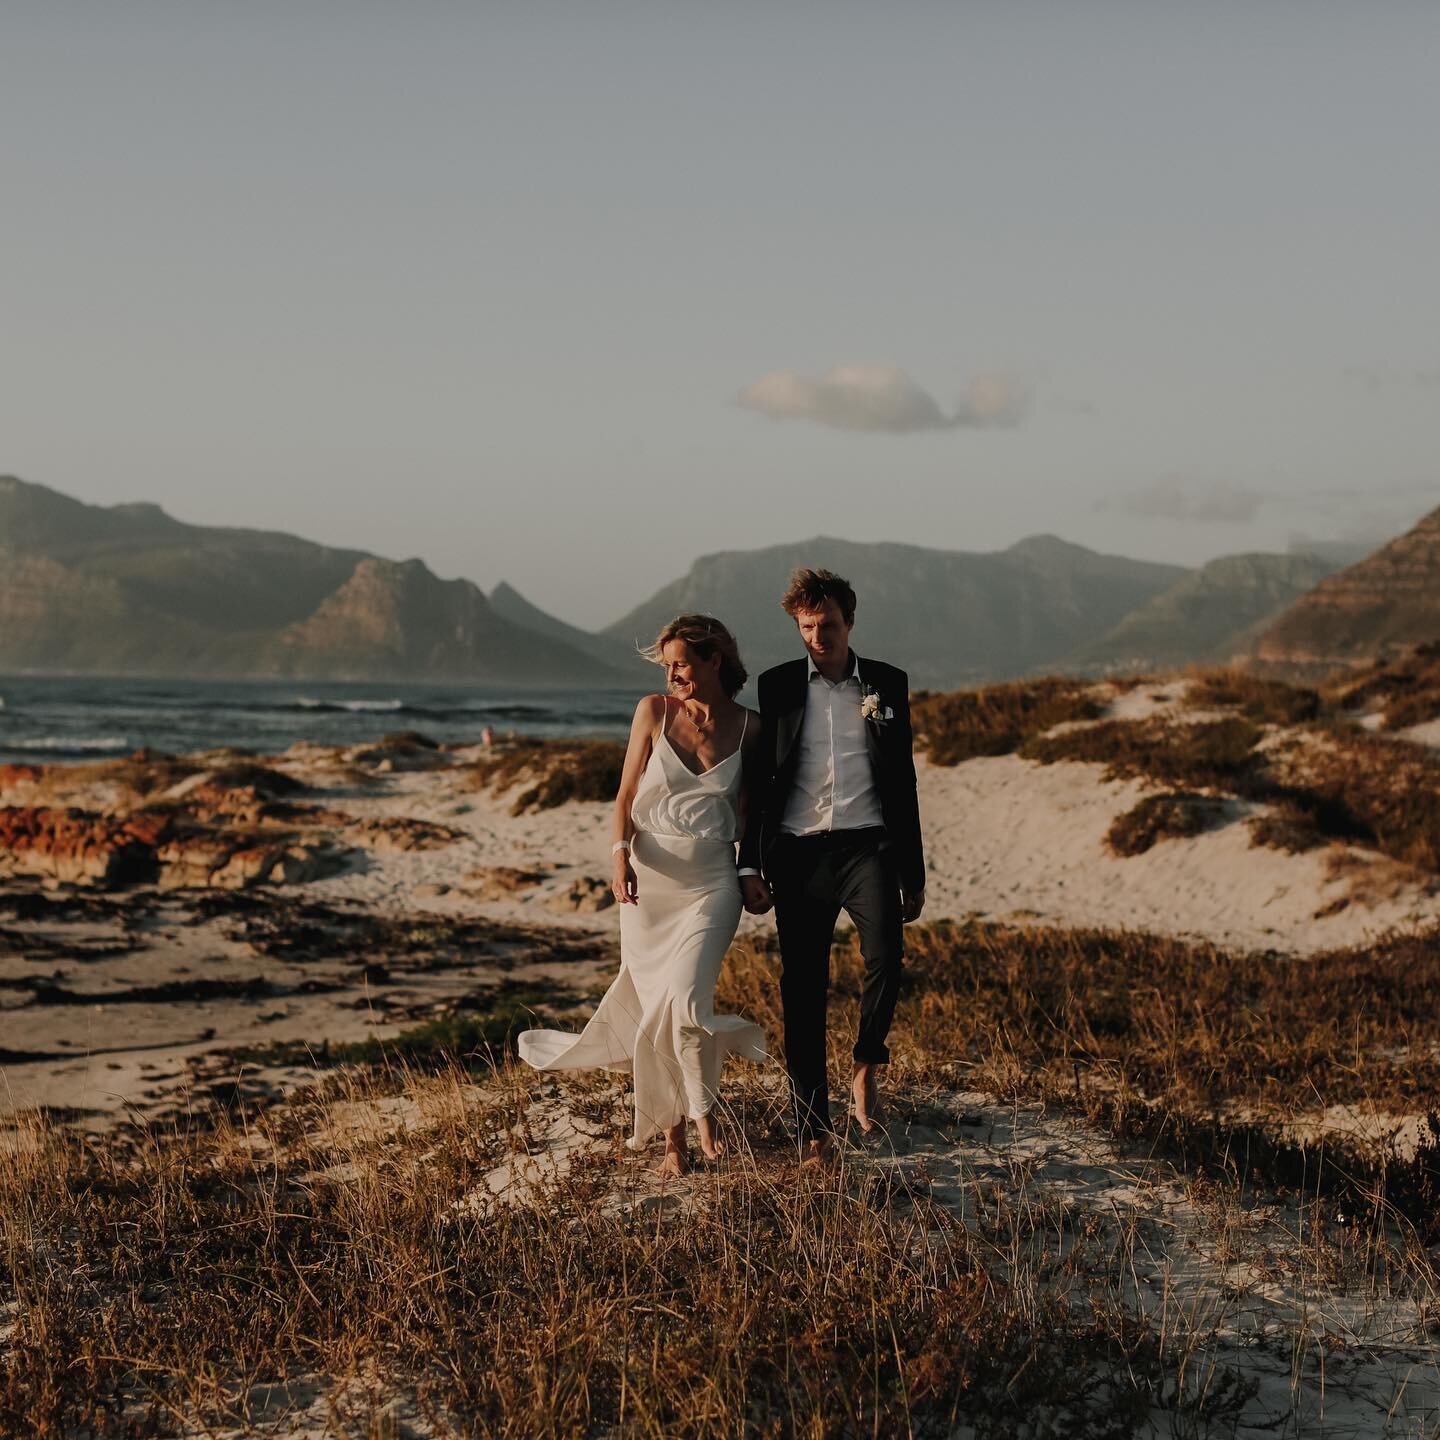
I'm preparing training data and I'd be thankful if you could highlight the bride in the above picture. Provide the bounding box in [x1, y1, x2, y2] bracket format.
[518, 614, 766, 1176]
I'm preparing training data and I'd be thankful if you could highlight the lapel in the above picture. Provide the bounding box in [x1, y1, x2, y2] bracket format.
[854, 653, 884, 772]
[775, 658, 809, 770]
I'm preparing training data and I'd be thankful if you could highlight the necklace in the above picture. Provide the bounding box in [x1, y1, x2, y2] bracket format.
[685, 701, 717, 734]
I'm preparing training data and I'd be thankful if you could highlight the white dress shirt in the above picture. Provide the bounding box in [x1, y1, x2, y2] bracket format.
[780, 653, 884, 835]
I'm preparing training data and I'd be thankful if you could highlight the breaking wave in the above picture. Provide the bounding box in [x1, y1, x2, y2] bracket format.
[5, 736, 130, 754]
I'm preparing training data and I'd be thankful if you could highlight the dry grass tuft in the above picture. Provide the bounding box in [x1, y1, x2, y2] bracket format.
[722, 921, 1440, 1233]
[1321, 847, 1440, 911]
[1105, 792, 1227, 856]
[1019, 714, 1265, 793]
[1265, 728, 1440, 873]
[1246, 800, 1327, 854]
[7, 914, 1440, 1435]
[466, 739, 626, 815]
[912, 678, 1104, 765]
[1323, 640, 1440, 729]
[0, 1065, 1247, 1438]
[1184, 667, 1324, 725]
[1016, 705, 1440, 877]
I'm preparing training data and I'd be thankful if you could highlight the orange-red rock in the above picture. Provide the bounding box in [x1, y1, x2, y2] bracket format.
[0, 806, 172, 885]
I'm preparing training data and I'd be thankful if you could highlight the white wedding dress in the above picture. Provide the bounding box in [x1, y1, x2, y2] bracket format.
[518, 705, 767, 1150]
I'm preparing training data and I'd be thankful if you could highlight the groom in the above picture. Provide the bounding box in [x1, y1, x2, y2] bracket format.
[739, 567, 925, 1161]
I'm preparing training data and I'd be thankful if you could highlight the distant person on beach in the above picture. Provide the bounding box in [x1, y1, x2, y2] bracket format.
[739, 568, 925, 1166]
[518, 615, 766, 1177]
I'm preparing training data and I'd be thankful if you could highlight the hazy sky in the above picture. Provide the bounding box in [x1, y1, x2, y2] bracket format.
[3, 3, 1437, 624]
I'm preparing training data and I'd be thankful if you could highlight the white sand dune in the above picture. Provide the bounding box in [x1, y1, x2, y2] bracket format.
[310, 730, 1440, 958]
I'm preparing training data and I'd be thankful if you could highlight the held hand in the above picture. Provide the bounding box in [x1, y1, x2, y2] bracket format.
[740, 874, 774, 915]
[901, 885, 925, 923]
[612, 854, 638, 905]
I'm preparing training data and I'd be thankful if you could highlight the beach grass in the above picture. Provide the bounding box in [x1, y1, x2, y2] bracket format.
[6, 916, 1439, 1436]
[466, 739, 627, 815]
[911, 678, 1104, 765]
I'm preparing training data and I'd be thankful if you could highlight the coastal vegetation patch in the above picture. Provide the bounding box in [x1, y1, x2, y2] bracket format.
[911, 678, 1104, 765]
[1, 1077, 1252, 1439]
[232, 983, 576, 1073]
[1019, 710, 1440, 876]
[717, 919, 1440, 1231]
[1182, 667, 1324, 725]
[1104, 791, 1228, 856]
[7, 915, 1438, 1436]
[466, 738, 627, 814]
[1018, 714, 1265, 792]
[1322, 639, 1440, 730]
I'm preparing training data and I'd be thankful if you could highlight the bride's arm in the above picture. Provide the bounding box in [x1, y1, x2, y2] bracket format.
[611, 694, 665, 904]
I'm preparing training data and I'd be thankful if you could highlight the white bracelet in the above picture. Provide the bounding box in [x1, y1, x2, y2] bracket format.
[612, 840, 630, 855]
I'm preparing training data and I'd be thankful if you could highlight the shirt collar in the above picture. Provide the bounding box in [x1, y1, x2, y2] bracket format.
[805, 651, 861, 686]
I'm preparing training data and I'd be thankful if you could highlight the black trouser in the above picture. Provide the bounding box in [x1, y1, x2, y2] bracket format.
[769, 827, 904, 1142]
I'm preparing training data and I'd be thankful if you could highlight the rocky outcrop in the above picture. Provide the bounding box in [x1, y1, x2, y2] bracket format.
[155, 834, 348, 890]
[0, 808, 171, 886]
[463, 865, 550, 902]
[1252, 506, 1440, 675]
[545, 875, 615, 913]
[0, 755, 370, 888]
[0, 805, 349, 890]
[347, 816, 463, 851]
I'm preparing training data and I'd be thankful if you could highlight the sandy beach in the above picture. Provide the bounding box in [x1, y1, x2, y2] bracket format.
[6, 677, 1440, 1436]
[5, 677, 1439, 1125]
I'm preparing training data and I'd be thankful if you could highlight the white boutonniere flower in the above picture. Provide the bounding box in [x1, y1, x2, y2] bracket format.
[860, 682, 890, 727]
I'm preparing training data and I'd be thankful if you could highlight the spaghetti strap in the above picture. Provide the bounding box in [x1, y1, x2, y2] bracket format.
[738, 709, 748, 746]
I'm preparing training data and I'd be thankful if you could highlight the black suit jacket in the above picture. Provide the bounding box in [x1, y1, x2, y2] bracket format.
[739, 653, 925, 895]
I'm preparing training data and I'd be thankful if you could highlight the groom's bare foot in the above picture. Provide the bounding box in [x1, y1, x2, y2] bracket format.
[799, 1137, 836, 1170]
[852, 1063, 882, 1134]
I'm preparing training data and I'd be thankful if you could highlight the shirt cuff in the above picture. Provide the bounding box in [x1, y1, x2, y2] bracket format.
[736, 867, 761, 878]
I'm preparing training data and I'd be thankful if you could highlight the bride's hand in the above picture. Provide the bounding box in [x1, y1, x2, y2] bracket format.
[740, 874, 773, 915]
[612, 853, 638, 905]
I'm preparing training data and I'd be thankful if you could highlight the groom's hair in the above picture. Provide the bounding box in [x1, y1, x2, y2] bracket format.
[781, 567, 856, 626]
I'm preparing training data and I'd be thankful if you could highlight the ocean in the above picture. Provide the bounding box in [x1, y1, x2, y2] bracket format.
[0, 676, 649, 764]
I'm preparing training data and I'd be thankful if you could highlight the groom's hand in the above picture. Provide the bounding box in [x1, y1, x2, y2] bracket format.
[901, 885, 925, 923]
[740, 875, 773, 915]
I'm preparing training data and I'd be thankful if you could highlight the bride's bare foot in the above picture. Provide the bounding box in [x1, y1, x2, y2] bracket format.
[656, 1121, 689, 1178]
[656, 1146, 688, 1178]
[696, 1113, 724, 1162]
[852, 1063, 883, 1134]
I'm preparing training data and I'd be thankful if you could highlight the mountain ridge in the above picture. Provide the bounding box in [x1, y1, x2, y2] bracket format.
[601, 534, 1189, 687]
[0, 477, 625, 685]
[1252, 503, 1440, 675]
[1070, 551, 1341, 674]
[3, 476, 1424, 690]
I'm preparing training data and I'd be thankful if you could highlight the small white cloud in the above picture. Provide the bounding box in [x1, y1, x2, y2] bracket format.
[1103, 478, 1264, 525]
[952, 373, 1029, 427]
[736, 363, 1027, 433]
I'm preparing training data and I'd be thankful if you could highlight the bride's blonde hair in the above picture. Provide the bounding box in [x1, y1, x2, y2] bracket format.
[641, 614, 748, 698]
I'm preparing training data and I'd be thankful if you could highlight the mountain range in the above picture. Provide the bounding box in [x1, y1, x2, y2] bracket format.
[601, 535, 1191, 688]
[1, 474, 1432, 688]
[0, 476, 619, 685]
